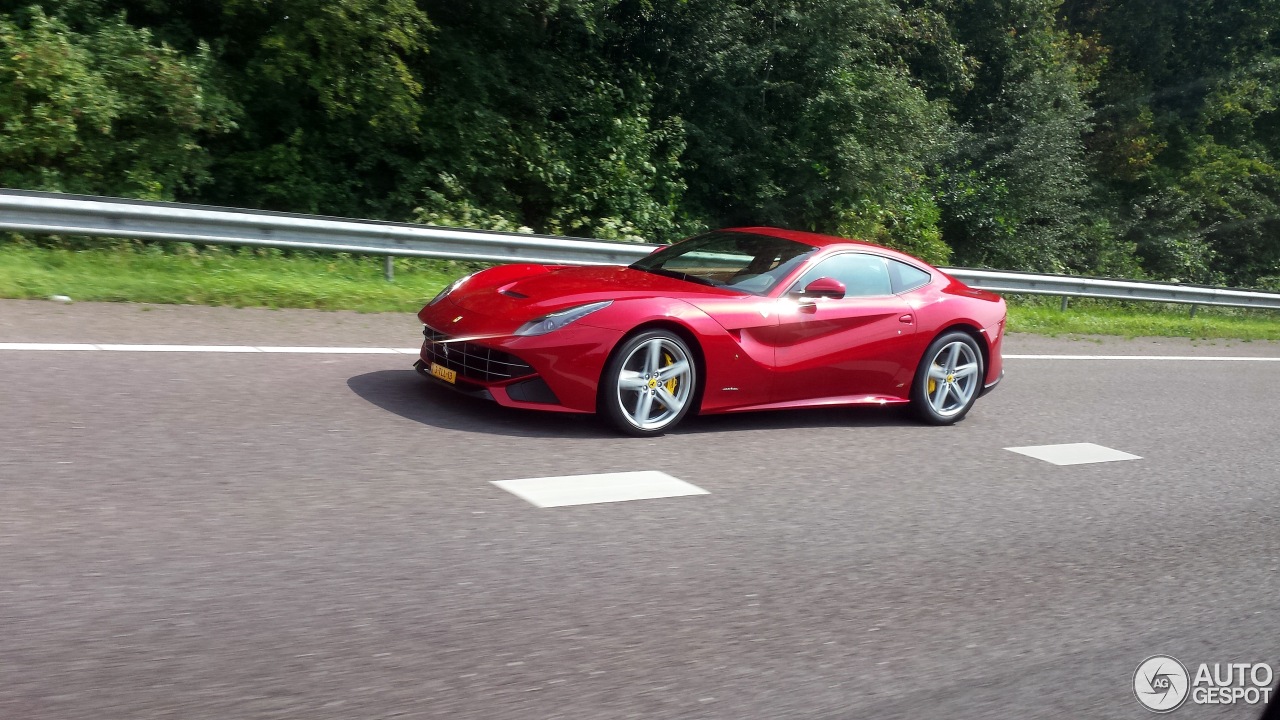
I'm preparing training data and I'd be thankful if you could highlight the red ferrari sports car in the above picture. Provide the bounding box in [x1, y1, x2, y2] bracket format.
[415, 227, 1005, 436]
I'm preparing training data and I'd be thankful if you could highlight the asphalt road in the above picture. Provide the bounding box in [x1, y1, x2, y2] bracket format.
[1, 300, 1278, 719]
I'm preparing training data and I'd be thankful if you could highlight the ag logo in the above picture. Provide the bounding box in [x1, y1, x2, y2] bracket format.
[1134, 655, 1190, 713]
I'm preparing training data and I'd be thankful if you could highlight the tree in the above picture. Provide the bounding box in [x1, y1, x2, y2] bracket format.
[1064, 0, 1280, 285]
[613, 0, 954, 260]
[410, 0, 689, 241]
[0, 4, 234, 199]
[933, 0, 1099, 273]
[203, 0, 433, 217]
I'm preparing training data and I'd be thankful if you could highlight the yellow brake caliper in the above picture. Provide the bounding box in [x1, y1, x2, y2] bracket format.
[928, 362, 939, 395]
[663, 351, 679, 394]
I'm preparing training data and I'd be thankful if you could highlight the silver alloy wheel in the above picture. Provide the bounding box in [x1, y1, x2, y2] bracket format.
[615, 336, 694, 431]
[925, 340, 980, 418]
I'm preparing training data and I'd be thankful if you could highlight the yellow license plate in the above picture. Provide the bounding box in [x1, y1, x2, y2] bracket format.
[429, 362, 457, 384]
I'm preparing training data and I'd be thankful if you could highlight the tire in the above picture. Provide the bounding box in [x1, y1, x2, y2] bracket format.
[910, 330, 984, 425]
[599, 329, 698, 437]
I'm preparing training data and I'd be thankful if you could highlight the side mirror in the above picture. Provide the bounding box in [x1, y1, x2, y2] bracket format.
[798, 277, 846, 300]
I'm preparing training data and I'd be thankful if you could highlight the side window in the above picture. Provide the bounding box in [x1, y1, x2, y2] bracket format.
[889, 260, 931, 293]
[793, 253, 892, 297]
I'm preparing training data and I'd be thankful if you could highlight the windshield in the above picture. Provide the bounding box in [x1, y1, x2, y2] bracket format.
[630, 231, 817, 296]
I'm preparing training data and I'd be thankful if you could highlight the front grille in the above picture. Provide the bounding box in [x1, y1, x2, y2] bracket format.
[422, 326, 535, 383]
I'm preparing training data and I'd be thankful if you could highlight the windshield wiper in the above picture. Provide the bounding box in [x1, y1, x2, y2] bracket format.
[643, 267, 723, 287]
[632, 265, 716, 284]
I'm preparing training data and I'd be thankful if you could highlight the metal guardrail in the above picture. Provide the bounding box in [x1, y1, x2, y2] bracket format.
[3, 189, 1280, 311]
[945, 268, 1280, 310]
[0, 190, 652, 267]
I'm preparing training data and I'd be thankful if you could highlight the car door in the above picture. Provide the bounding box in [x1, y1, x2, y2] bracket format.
[770, 252, 918, 404]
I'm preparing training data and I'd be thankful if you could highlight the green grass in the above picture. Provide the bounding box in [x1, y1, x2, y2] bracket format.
[1006, 297, 1280, 341]
[0, 241, 467, 312]
[2, 240, 1278, 339]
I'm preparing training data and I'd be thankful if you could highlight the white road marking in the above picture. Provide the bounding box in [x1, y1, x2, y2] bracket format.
[0, 343, 420, 354]
[492, 471, 709, 508]
[256, 346, 417, 354]
[0, 343, 99, 351]
[96, 344, 264, 353]
[1005, 443, 1142, 466]
[1006, 354, 1280, 361]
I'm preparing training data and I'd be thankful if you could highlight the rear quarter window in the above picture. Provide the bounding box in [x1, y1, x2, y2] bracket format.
[889, 260, 932, 294]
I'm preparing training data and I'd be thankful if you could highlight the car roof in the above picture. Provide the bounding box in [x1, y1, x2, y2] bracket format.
[722, 226, 930, 266]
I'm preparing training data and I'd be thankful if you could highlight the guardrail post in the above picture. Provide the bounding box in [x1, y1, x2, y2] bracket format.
[1060, 296, 1069, 311]
[384, 255, 394, 282]
[1190, 304, 1198, 318]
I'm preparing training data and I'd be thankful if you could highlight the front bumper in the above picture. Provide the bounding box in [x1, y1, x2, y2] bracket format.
[979, 368, 1004, 397]
[413, 359, 495, 401]
[413, 311, 623, 413]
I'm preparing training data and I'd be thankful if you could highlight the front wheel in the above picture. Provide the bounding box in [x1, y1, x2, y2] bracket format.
[600, 330, 698, 437]
[911, 331, 984, 425]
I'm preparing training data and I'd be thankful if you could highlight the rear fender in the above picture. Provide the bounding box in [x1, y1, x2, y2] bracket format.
[909, 284, 1006, 387]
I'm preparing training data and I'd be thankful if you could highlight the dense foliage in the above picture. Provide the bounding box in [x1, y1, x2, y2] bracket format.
[1, 0, 1276, 283]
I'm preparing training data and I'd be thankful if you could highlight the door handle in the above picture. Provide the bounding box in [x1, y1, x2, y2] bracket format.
[899, 314, 914, 324]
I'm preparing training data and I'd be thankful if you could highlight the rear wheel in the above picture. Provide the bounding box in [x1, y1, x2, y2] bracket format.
[911, 331, 983, 425]
[600, 330, 698, 437]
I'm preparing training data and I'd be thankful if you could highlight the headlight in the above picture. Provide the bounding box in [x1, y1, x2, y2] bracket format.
[515, 301, 612, 336]
[428, 272, 476, 307]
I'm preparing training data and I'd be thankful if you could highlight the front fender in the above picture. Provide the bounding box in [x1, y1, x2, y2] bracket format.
[581, 298, 776, 413]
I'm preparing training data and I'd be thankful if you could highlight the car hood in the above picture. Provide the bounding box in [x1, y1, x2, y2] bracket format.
[449, 265, 740, 320]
